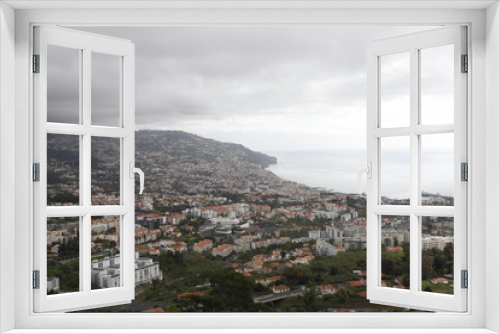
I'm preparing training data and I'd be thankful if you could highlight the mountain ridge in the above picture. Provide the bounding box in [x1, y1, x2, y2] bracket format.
[136, 130, 277, 169]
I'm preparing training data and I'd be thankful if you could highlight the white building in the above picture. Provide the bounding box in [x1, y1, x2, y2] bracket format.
[209, 218, 240, 226]
[91, 253, 163, 289]
[316, 239, 338, 256]
[316, 211, 339, 219]
[422, 236, 454, 251]
[135, 253, 163, 285]
[92, 256, 121, 288]
[308, 230, 321, 240]
[47, 276, 60, 293]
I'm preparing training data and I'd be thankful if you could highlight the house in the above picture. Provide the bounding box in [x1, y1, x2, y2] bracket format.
[346, 281, 365, 288]
[142, 308, 164, 313]
[293, 255, 314, 264]
[386, 246, 403, 252]
[250, 260, 263, 269]
[271, 250, 282, 260]
[166, 213, 185, 225]
[353, 270, 367, 277]
[177, 292, 203, 299]
[308, 230, 321, 240]
[172, 243, 187, 253]
[255, 279, 268, 286]
[211, 244, 233, 257]
[243, 266, 255, 273]
[319, 285, 336, 295]
[149, 248, 160, 256]
[272, 285, 290, 294]
[266, 276, 281, 284]
[431, 277, 451, 285]
[260, 267, 272, 274]
[193, 239, 213, 253]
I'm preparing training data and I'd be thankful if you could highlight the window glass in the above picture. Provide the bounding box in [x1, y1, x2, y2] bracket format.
[91, 137, 121, 205]
[380, 216, 410, 290]
[47, 134, 80, 206]
[421, 216, 454, 295]
[91, 52, 121, 127]
[380, 136, 411, 205]
[421, 133, 454, 206]
[380, 52, 411, 128]
[47, 45, 80, 124]
[420, 45, 454, 125]
[47, 217, 81, 294]
[92, 216, 121, 290]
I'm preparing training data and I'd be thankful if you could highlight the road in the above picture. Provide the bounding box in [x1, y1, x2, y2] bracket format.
[254, 286, 307, 303]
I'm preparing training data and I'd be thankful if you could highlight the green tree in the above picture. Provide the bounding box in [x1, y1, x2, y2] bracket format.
[198, 268, 262, 312]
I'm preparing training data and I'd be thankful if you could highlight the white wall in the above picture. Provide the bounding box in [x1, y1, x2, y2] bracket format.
[0, 2, 16, 333]
[2, 4, 496, 332]
[486, 2, 500, 333]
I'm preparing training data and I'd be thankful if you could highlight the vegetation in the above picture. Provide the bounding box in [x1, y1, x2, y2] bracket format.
[421, 281, 453, 295]
[47, 260, 79, 293]
[195, 268, 269, 312]
[422, 243, 454, 278]
[381, 242, 410, 287]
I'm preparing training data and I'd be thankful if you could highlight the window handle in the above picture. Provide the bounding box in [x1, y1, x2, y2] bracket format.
[129, 162, 145, 195]
[357, 162, 372, 195]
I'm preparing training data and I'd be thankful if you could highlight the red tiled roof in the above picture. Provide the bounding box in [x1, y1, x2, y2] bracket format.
[142, 307, 164, 313]
[346, 281, 363, 287]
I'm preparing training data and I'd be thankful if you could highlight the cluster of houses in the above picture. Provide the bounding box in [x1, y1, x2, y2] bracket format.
[147, 239, 188, 256]
[227, 244, 335, 277]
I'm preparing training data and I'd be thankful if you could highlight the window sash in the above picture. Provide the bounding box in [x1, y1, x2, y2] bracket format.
[366, 26, 468, 312]
[33, 25, 136, 313]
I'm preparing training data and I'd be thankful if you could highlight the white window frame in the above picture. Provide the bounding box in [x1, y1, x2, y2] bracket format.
[366, 26, 468, 312]
[0, 1, 499, 333]
[33, 25, 136, 312]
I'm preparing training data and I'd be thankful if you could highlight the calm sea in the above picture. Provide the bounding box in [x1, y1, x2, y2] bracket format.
[265, 150, 454, 199]
[265, 150, 366, 195]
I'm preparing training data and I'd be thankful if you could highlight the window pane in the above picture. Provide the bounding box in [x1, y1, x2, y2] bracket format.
[91, 216, 121, 290]
[420, 45, 454, 125]
[421, 216, 454, 295]
[380, 136, 410, 205]
[91, 137, 121, 205]
[421, 133, 454, 206]
[47, 45, 80, 124]
[47, 134, 80, 206]
[92, 52, 121, 127]
[380, 215, 410, 290]
[47, 217, 80, 294]
[380, 52, 410, 128]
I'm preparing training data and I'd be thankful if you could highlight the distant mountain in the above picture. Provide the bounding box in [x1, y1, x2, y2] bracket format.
[133, 130, 296, 197]
[136, 130, 277, 169]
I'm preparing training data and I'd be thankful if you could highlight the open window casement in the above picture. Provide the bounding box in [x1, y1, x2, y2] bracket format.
[33, 26, 139, 312]
[365, 26, 467, 312]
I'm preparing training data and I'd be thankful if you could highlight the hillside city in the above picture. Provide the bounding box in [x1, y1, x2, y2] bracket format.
[46, 130, 455, 312]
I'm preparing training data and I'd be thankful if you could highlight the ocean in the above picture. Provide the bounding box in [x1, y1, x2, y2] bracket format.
[266, 150, 366, 195]
[265, 149, 454, 199]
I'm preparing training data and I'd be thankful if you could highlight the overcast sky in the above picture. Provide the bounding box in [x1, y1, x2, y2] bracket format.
[49, 25, 455, 197]
[59, 26, 443, 150]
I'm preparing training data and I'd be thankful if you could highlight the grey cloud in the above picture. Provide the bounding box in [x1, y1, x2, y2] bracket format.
[51, 25, 436, 128]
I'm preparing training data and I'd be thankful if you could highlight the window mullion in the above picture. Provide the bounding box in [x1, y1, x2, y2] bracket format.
[409, 47, 420, 294]
[82, 48, 92, 294]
